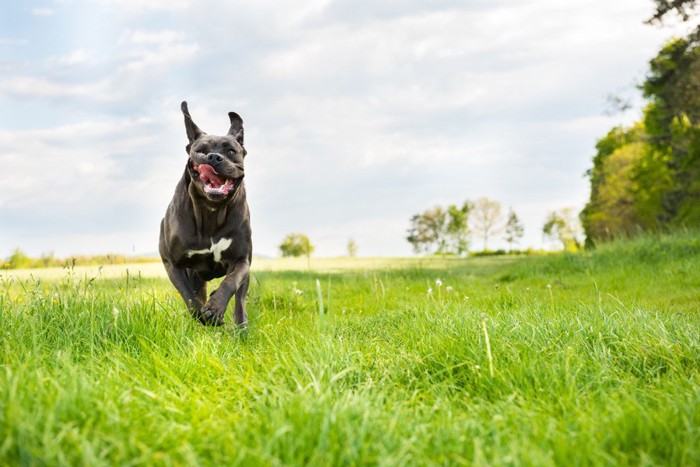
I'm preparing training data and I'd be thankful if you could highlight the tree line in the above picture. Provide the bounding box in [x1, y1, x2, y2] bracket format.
[581, 1, 700, 244]
[405, 198, 581, 255]
[1, 249, 158, 269]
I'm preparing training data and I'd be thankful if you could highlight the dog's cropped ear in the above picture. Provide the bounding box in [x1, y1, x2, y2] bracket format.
[227, 111, 244, 146]
[181, 101, 205, 151]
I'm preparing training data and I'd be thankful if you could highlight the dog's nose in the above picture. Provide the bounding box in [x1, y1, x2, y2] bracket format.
[206, 153, 224, 164]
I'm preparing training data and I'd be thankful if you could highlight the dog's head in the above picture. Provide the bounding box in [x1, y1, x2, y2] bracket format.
[181, 101, 247, 203]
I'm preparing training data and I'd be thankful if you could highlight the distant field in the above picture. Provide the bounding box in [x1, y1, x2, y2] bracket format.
[2, 255, 499, 280]
[1, 233, 699, 465]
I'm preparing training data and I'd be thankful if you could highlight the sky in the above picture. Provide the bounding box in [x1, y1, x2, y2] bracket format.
[0, 0, 696, 258]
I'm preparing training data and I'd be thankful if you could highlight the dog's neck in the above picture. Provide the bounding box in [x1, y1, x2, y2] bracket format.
[186, 182, 229, 235]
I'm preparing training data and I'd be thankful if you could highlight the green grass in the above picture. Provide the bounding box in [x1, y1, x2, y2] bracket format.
[1, 232, 699, 466]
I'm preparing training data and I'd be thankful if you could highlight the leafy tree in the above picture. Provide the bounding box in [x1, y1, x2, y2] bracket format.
[279, 233, 315, 258]
[7, 248, 32, 269]
[471, 197, 503, 250]
[446, 201, 472, 254]
[641, 24, 700, 226]
[581, 130, 650, 242]
[504, 209, 525, 251]
[582, 10, 700, 244]
[407, 202, 472, 255]
[648, 0, 698, 23]
[406, 206, 448, 254]
[347, 238, 358, 257]
[544, 209, 583, 251]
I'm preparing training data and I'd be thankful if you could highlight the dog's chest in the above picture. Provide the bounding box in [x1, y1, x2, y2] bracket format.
[178, 237, 233, 280]
[186, 237, 232, 263]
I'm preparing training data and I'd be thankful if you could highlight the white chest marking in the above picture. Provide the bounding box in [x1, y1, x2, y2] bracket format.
[186, 237, 232, 263]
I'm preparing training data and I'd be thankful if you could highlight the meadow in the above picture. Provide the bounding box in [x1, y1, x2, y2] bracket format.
[1, 233, 699, 466]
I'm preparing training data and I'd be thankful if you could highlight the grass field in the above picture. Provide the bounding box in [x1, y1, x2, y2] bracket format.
[1, 233, 699, 465]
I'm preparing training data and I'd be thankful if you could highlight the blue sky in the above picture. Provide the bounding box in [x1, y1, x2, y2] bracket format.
[0, 0, 695, 258]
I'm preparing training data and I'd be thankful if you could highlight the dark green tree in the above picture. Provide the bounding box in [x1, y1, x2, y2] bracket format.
[642, 36, 700, 227]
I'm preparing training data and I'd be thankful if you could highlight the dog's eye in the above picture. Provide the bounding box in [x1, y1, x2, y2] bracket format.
[227, 149, 235, 156]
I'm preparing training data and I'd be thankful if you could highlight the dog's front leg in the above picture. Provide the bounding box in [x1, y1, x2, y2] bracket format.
[163, 261, 205, 321]
[201, 259, 250, 326]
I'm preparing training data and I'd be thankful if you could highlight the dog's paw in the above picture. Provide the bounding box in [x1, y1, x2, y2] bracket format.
[200, 306, 225, 326]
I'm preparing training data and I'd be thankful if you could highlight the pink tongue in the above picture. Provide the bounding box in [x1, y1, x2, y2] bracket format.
[197, 164, 225, 188]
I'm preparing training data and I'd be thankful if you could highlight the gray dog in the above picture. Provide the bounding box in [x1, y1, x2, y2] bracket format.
[159, 101, 252, 327]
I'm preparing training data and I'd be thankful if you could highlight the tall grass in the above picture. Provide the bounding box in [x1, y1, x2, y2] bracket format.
[1, 232, 699, 465]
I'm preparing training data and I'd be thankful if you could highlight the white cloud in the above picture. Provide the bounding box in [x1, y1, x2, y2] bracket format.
[46, 49, 95, 67]
[0, 118, 159, 206]
[120, 41, 200, 72]
[0, 76, 109, 98]
[0, 30, 199, 110]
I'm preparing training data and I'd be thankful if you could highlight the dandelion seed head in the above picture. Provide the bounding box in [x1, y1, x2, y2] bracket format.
[435, 279, 443, 287]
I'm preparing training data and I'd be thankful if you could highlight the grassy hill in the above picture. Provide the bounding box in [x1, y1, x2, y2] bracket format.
[1, 232, 698, 465]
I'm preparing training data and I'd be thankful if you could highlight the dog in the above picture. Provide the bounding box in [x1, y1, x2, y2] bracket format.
[159, 101, 252, 327]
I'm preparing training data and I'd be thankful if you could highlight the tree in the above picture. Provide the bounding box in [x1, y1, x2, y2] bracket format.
[543, 209, 583, 251]
[347, 238, 358, 257]
[504, 209, 525, 251]
[406, 202, 472, 255]
[279, 233, 315, 258]
[581, 127, 657, 242]
[642, 37, 700, 226]
[406, 206, 448, 254]
[445, 201, 472, 255]
[471, 197, 503, 251]
[7, 248, 32, 269]
[648, 0, 698, 23]
[582, 24, 700, 244]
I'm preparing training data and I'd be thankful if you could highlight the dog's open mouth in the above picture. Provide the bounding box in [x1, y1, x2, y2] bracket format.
[193, 163, 237, 196]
